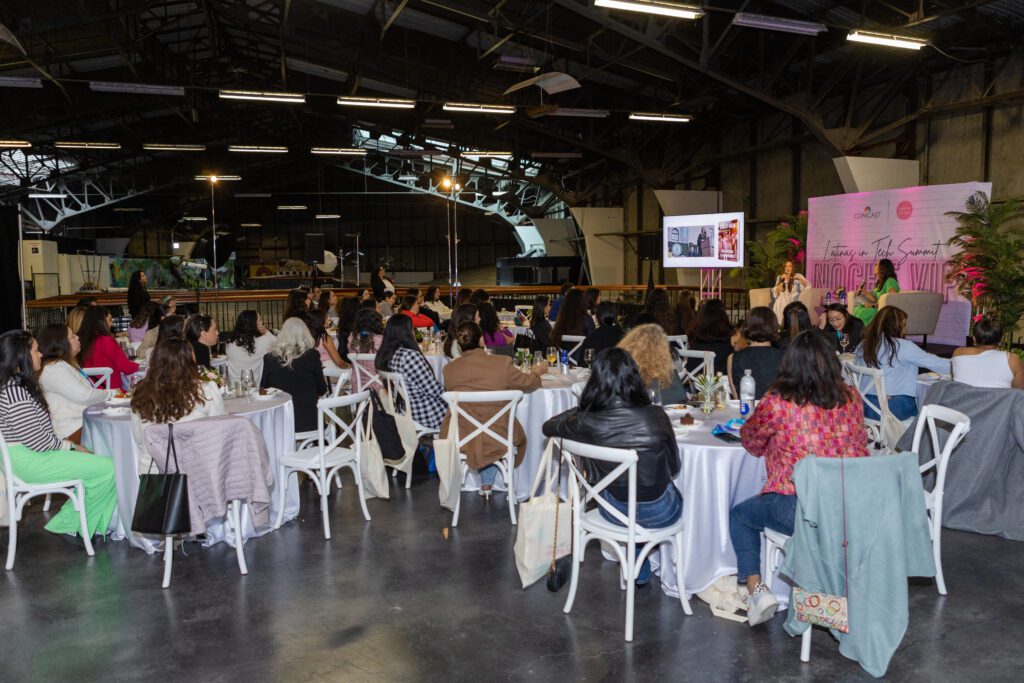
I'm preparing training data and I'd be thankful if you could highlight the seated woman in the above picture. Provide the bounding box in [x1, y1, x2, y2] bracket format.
[731, 331, 868, 625]
[580, 301, 624, 360]
[0, 330, 118, 541]
[378, 291, 398, 317]
[398, 294, 436, 329]
[642, 288, 678, 337]
[441, 322, 545, 496]
[335, 296, 361, 365]
[529, 296, 552, 352]
[854, 306, 950, 420]
[318, 290, 339, 326]
[478, 302, 513, 348]
[951, 316, 1024, 389]
[66, 306, 87, 336]
[375, 315, 446, 431]
[770, 260, 810, 322]
[727, 307, 783, 399]
[136, 304, 165, 359]
[131, 338, 226, 470]
[261, 318, 328, 434]
[779, 301, 828, 351]
[817, 303, 865, 353]
[687, 299, 734, 376]
[550, 289, 596, 353]
[78, 306, 139, 391]
[307, 309, 348, 369]
[38, 324, 115, 445]
[225, 310, 276, 385]
[282, 289, 310, 322]
[852, 258, 899, 326]
[127, 302, 157, 345]
[348, 308, 385, 391]
[185, 314, 219, 369]
[422, 285, 453, 321]
[543, 348, 680, 586]
[443, 304, 479, 360]
[617, 324, 688, 404]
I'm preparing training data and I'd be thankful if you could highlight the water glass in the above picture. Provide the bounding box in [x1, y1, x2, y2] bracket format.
[240, 370, 255, 391]
[839, 333, 850, 353]
[583, 349, 595, 368]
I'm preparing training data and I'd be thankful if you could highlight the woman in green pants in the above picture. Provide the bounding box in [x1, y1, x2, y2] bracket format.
[852, 258, 900, 326]
[0, 330, 117, 541]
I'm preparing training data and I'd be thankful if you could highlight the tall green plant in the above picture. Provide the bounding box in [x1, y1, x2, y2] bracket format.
[731, 211, 809, 289]
[946, 191, 1024, 341]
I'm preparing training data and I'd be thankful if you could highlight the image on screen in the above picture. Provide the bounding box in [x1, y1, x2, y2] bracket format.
[663, 212, 745, 269]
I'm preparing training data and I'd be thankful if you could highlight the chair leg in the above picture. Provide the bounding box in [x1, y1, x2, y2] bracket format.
[74, 485, 95, 557]
[451, 463, 467, 528]
[800, 626, 812, 662]
[5, 516, 17, 570]
[674, 534, 692, 615]
[405, 465, 412, 489]
[933, 520, 946, 595]
[274, 465, 289, 530]
[320, 474, 332, 540]
[624, 544, 636, 642]
[43, 494, 51, 511]
[161, 534, 173, 588]
[352, 462, 372, 521]
[563, 530, 582, 614]
[506, 457, 517, 526]
[231, 501, 248, 576]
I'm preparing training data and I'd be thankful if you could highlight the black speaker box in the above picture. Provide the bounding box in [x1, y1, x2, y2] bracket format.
[303, 233, 326, 264]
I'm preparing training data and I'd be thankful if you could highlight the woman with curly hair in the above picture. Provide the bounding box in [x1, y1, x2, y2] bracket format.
[131, 337, 225, 469]
[641, 288, 678, 336]
[225, 310, 276, 384]
[478, 302, 513, 348]
[617, 323, 688, 404]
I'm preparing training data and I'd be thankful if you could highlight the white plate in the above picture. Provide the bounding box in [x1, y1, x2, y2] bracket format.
[106, 396, 131, 406]
[255, 394, 275, 401]
[101, 406, 130, 416]
[674, 419, 704, 431]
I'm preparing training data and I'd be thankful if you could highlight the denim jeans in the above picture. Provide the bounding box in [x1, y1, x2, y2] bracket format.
[729, 493, 797, 582]
[863, 394, 918, 421]
[478, 464, 498, 486]
[599, 486, 683, 584]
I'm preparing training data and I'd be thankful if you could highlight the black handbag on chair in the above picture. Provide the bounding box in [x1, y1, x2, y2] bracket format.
[368, 388, 405, 460]
[131, 423, 192, 535]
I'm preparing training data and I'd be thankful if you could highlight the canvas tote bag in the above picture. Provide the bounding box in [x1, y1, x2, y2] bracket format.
[514, 438, 571, 588]
[434, 416, 462, 512]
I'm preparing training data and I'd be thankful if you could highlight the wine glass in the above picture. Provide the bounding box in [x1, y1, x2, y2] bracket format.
[839, 333, 850, 354]
[582, 348, 595, 368]
[546, 346, 559, 367]
[240, 369, 256, 402]
[533, 351, 545, 369]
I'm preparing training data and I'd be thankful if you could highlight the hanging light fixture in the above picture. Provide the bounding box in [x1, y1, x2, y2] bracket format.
[54, 141, 122, 149]
[594, 0, 703, 20]
[443, 102, 515, 114]
[228, 145, 288, 154]
[628, 112, 691, 122]
[0, 139, 31, 148]
[337, 96, 415, 109]
[311, 147, 368, 156]
[143, 143, 206, 151]
[847, 30, 927, 50]
[219, 89, 306, 103]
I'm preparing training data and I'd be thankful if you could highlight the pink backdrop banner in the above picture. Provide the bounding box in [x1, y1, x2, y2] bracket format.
[806, 181, 991, 346]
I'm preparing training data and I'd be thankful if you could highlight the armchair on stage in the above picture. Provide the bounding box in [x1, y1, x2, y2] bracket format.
[878, 291, 943, 346]
[748, 287, 829, 317]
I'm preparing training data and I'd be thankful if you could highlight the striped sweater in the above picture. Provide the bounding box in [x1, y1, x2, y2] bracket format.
[0, 379, 67, 452]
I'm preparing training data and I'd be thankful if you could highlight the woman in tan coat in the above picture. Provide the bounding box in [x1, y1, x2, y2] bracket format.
[441, 321, 546, 497]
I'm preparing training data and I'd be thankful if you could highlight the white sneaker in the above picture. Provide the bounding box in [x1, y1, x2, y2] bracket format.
[747, 583, 779, 626]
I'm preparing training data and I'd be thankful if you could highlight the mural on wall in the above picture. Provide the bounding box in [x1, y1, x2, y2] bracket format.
[110, 253, 236, 289]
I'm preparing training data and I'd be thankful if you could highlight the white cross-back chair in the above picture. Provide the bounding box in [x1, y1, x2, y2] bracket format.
[441, 390, 524, 527]
[668, 335, 688, 354]
[379, 370, 437, 489]
[558, 438, 691, 641]
[676, 350, 714, 386]
[323, 364, 352, 398]
[276, 391, 372, 539]
[763, 528, 812, 660]
[1, 429, 95, 570]
[82, 367, 112, 390]
[560, 335, 586, 365]
[842, 361, 911, 450]
[911, 404, 971, 595]
[349, 354, 383, 394]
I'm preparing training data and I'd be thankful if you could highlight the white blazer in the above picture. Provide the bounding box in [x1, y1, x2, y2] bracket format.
[225, 332, 276, 385]
[39, 361, 114, 439]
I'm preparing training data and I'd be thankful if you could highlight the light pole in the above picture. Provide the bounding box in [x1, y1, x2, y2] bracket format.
[441, 176, 462, 304]
[345, 233, 361, 285]
[195, 174, 240, 293]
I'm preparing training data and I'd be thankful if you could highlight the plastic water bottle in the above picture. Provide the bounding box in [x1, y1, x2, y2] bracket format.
[739, 369, 756, 417]
[559, 349, 570, 375]
[826, 290, 832, 307]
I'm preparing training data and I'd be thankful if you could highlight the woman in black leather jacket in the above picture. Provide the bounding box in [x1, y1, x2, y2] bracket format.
[542, 347, 681, 586]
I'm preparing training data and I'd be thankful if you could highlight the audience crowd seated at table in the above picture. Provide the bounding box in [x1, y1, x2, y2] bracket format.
[282, 288, 311, 323]
[422, 285, 453, 322]
[685, 298, 734, 376]
[642, 288, 678, 337]
[66, 306, 88, 336]
[543, 347, 680, 587]
[818, 302, 865, 353]
[730, 330, 869, 626]
[378, 291, 398, 317]
[398, 293, 437, 329]
[550, 289, 596, 353]
[261, 318, 328, 434]
[128, 301, 158, 344]
[580, 301, 624, 361]
[135, 304, 165, 359]
[528, 296, 552, 352]
[0, 329, 118, 542]
[185, 314, 219, 370]
[854, 306, 950, 420]
[406, 289, 441, 328]
[78, 306, 139, 391]
[131, 337, 226, 469]
[307, 309, 348, 370]
[852, 258, 899, 326]
[478, 302, 513, 349]
[951, 316, 1024, 389]
[443, 304, 479, 360]
[727, 306, 782, 399]
[38, 323, 115, 445]
[225, 310, 276, 385]
[348, 308, 385, 389]
[375, 315, 446, 430]
[441, 321, 546, 496]
[618, 323, 688, 404]
[126, 270, 151, 318]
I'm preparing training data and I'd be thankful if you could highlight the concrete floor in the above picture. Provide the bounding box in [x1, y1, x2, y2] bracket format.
[1, 476, 1020, 682]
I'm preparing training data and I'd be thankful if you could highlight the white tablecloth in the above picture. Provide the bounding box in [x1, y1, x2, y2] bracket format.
[424, 353, 449, 383]
[82, 392, 299, 553]
[917, 376, 939, 409]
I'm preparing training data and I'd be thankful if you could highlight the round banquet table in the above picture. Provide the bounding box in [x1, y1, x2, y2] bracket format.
[647, 407, 788, 603]
[82, 392, 299, 553]
[460, 370, 585, 499]
[916, 374, 947, 410]
[424, 352, 449, 383]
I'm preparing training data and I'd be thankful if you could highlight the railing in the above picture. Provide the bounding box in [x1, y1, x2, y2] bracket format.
[25, 285, 750, 332]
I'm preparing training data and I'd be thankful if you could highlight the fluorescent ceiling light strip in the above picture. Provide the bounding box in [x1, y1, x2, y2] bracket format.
[90, 81, 185, 96]
[847, 30, 926, 50]
[55, 141, 122, 149]
[594, 0, 703, 20]
[337, 96, 415, 109]
[0, 140, 32, 148]
[143, 143, 206, 151]
[629, 112, 691, 122]
[219, 89, 306, 103]
[113, 207, 144, 212]
[549, 108, 610, 118]
[0, 76, 42, 88]
[28, 193, 67, 199]
[311, 147, 367, 156]
[182, 216, 207, 221]
[228, 145, 288, 153]
[464, 151, 512, 158]
[240, 223, 262, 227]
[277, 205, 307, 210]
[315, 214, 341, 219]
[235, 193, 271, 198]
[443, 102, 515, 114]
[731, 13, 827, 36]
[195, 175, 241, 181]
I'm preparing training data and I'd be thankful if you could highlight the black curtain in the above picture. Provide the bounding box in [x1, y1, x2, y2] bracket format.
[0, 206, 23, 332]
